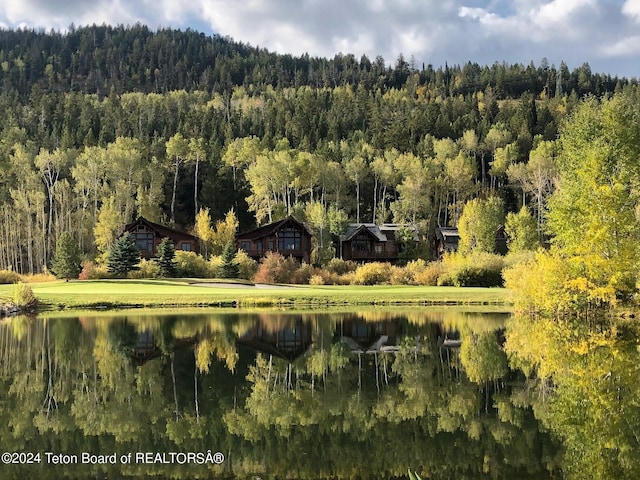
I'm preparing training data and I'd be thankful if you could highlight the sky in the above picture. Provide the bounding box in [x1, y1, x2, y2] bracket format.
[1, 0, 639, 78]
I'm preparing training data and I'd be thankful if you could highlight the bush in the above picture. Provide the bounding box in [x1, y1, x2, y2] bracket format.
[309, 274, 325, 285]
[234, 250, 258, 280]
[414, 262, 446, 286]
[253, 252, 300, 284]
[78, 261, 113, 280]
[128, 259, 161, 279]
[439, 252, 505, 287]
[175, 251, 214, 278]
[12, 283, 37, 309]
[351, 262, 393, 285]
[22, 272, 57, 283]
[0, 269, 22, 284]
[389, 266, 409, 285]
[325, 258, 358, 275]
[291, 263, 319, 284]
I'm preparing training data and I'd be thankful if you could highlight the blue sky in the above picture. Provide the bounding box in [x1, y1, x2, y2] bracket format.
[1, 0, 639, 78]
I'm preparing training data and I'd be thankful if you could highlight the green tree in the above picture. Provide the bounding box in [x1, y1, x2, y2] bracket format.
[210, 209, 239, 256]
[505, 206, 538, 252]
[458, 196, 504, 254]
[107, 232, 140, 276]
[217, 243, 239, 279]
[547, 93, 640, 299]
[51, 232, 82, 281]
[156, 237, 177, 277]
[93, 196, 121, 259]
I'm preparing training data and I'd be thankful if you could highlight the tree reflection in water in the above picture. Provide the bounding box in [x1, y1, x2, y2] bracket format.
[0, 309, 581, 479]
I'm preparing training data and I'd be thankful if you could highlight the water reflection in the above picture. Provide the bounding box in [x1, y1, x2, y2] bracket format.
[0, 309, 565, 479]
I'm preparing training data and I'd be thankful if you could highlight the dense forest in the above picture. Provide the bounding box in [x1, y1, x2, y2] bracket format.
[0, 24, 637, 274]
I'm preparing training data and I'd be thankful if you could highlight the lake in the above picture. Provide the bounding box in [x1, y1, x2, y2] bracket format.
[1, 308, 638, 479]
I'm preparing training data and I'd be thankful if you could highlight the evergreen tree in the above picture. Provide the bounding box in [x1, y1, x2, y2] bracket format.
[107, 232, 140, 276]
[51, 232, 82, 281]
[217, 243, 239, 279]
[156, 237, 177, 277]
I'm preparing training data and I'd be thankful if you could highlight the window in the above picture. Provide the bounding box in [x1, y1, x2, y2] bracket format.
[240, 241, 251, 251]
[375, 244, 383, 254]
[257, 241, 263, 252]
[181, 242, 192, 251]
[278, 227, 301, 251]
[132, 226, 154, 252]
[268, 241, 274, 251]
[352, 234, 372, 252]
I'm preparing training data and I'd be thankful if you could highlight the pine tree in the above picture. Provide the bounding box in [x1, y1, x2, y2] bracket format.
[107, 232, 140, 276]
[156, 237, 177, 277]
[217, 243, 239, 279]
[51, 232, 82, 281]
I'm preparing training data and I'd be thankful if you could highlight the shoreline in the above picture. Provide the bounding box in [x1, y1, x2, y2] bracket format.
[0, 279, 512, 311]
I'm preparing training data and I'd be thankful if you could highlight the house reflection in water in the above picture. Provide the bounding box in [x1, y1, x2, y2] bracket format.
[337, 317, 402, 354]
[131, 330, 197, 365]
[236, 317, 313, 361]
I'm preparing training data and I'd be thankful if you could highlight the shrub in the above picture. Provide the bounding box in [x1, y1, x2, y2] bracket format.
[402, 259, 429, 284]
[309, 274, 325, 285]
[0, 269, 22, 284]
[234, 250, 258, 280]
[22, 272, 57, 283]
[12, 283, 37, 309]
[351, 262, 393, 285]
[253, 252, 300, 284]
[414, 262, 446, 286]
[325, 258, 358, 275]
[129, 259, 161, 279]
[175, 251, 214, 278]
[440, 252, 505, 287]
[78, 261, 113, 280]
[389, 266, 409, 285]
[291, 263, 318, 284]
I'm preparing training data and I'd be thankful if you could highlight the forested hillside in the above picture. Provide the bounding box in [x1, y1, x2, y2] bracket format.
[0, 24, 636, 273]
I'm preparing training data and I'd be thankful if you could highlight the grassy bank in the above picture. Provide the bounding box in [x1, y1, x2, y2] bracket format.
[0, 279, 512, 310]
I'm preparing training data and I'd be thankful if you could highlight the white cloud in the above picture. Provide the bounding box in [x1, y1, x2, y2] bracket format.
[0, 0, 638, 78]
[622, 0, 640, 22]
[601, 35, 640, 57]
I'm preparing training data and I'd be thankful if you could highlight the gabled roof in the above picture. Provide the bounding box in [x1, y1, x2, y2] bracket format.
[123, 217, 199, 241]
[341, 223, 420, 242]
[435, 227, 460, 241]
[380, 223, 420, 242]
[237, 215, 311, 241]
[340, 223, 387, 242]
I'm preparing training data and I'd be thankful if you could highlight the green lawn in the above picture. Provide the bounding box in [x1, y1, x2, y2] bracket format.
[0, 278, 512, 310]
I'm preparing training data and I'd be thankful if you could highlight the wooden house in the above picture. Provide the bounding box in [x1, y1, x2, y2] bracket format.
[434, 227, 461, 258]
[434, 225, 508, 258]
[236, 215, 312, 263]
[121, 217, 200, 258]
[339, 223, 418, 263]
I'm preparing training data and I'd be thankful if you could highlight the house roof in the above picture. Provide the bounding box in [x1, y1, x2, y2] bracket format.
[435, 227, 460, 241]
[340, 223, 387, 242]
[237, 215, 311, 241]
[380, 223, 420, 241]
[341, 223, 420, 242]
[123, 217, 199, 241]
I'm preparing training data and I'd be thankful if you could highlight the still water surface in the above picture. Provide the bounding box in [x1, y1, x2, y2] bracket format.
[1, 308, 637, 479]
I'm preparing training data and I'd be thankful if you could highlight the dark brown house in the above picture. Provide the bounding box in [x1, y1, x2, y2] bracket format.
[121, 217, 200, 258]
[339, 223, 418, 263]
[434, 225, 508, 258]
[434, 227, 461, 258]
[236, 215, 312, 263]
